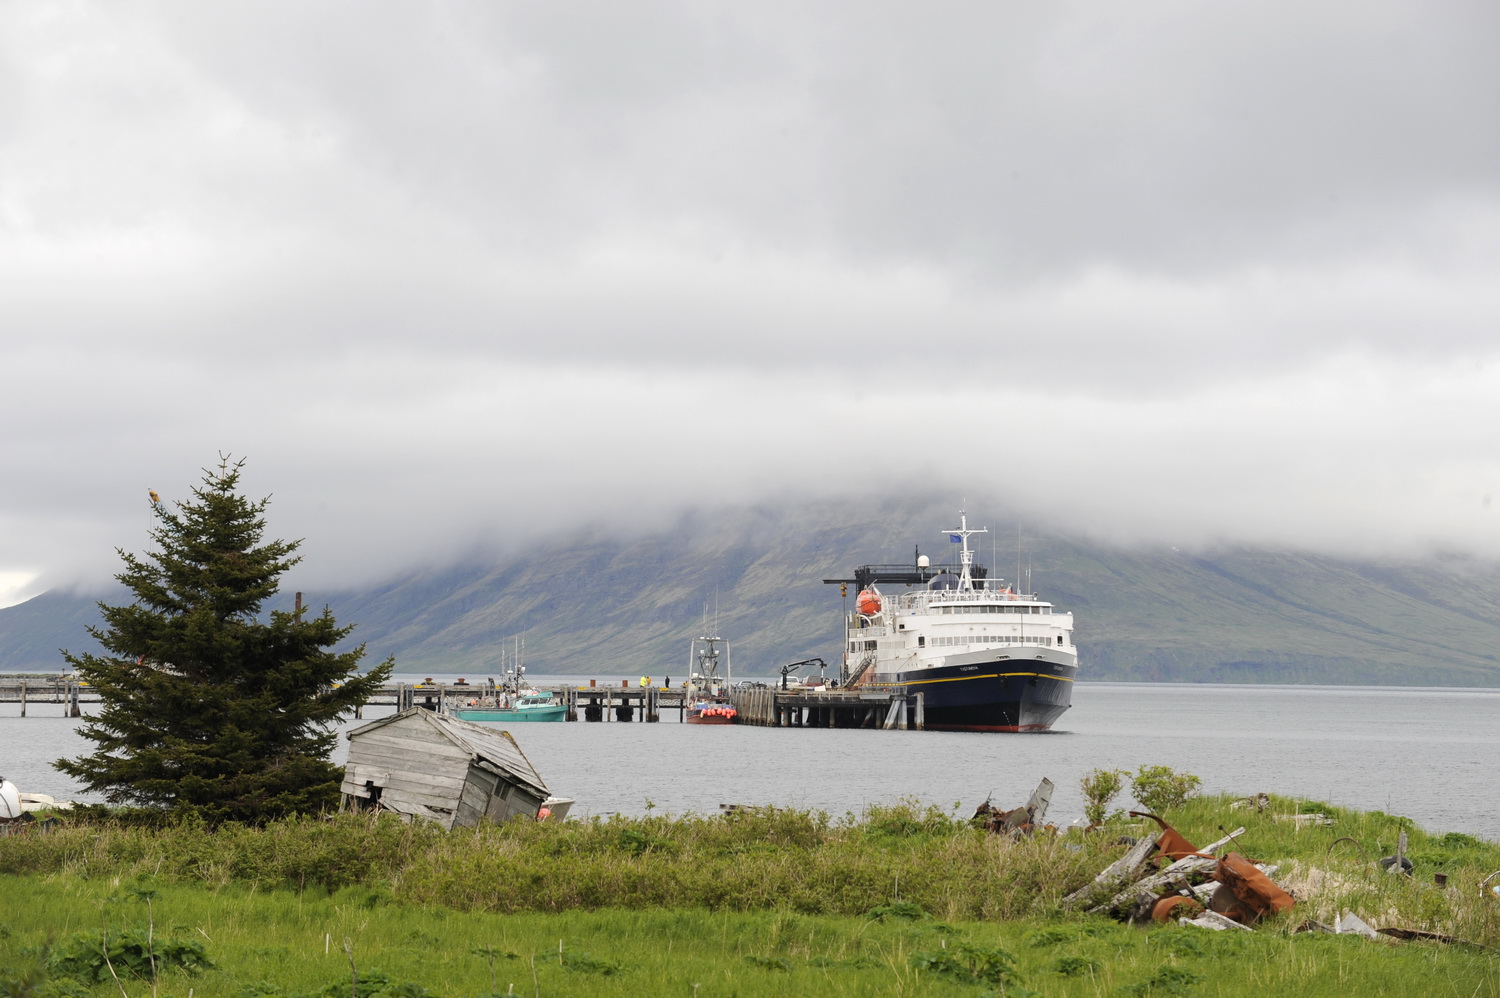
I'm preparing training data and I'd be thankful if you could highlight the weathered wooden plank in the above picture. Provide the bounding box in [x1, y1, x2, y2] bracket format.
[356, 712, 456, 742]
[459, 772, 495, 815]
[347, 750, 469, 784]
[1084, 826, 1246, 914]
[351, 727, 470, 760]
[455, 789, 487, 826]
[372, 787, 460, 812]
[1180, 910, 1253, 932]
[1063, 835, 1157, 908]
[1196, 827, 1246, 855]
[345, 764, 391, 787]
[348, 739, 469, 771]
[1027, 778, 1054, 825]
[1088, 855, 1219, 914]
[379, 771, 466, 796]
[376, 797, 459, 830]
[347, 753, 467, 782]
[471, 758, 548, 796]
[342, 770, 466, 809]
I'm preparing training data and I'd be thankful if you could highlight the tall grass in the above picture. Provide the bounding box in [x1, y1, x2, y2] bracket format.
[5, 795, 1500, 942]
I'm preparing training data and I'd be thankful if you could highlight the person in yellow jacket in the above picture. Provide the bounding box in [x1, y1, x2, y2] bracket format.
[640, 675, 651, 688]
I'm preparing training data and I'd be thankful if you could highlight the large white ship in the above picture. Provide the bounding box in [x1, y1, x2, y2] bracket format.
[825, 511, 1078, 731]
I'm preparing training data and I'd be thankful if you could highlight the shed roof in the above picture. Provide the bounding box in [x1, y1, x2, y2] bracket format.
[346, 708, 550, 798]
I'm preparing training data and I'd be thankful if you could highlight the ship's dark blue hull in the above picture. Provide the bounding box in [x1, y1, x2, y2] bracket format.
[864, 657, 1075, 731]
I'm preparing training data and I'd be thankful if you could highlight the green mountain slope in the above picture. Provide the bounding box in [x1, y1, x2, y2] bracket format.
[5, 497, 1500, 685]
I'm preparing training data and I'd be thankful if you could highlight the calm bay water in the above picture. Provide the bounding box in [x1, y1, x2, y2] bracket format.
[5, 680, 1497, 841]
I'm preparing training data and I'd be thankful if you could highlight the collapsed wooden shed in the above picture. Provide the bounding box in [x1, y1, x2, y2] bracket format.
[341, 707, 552, 828]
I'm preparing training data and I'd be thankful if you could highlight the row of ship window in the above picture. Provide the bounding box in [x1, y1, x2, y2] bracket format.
[921, 635, 1064, 647]
[849, 634, 1066, 652]
[936, 605, 1050, 615]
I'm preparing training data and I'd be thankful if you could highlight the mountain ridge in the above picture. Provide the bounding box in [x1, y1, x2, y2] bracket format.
[5, 496, 1499, 686]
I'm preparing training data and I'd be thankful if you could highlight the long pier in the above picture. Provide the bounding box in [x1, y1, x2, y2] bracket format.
[0, 678, 696, 722]
[0, 677, 88, 716]
[730, 687, 924, 729]
[390, 681, 692, 722]
[1, 677, 923, 729]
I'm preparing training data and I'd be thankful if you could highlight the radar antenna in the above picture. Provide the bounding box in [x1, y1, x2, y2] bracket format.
[942, 509, 988, 591]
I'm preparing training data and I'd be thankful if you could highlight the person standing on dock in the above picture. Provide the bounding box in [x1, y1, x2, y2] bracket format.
[640, 675, 651, 688]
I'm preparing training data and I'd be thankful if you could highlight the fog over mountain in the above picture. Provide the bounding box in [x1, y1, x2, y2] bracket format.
[4, 3, 1500, 608]
[5, 496, 1499, 687]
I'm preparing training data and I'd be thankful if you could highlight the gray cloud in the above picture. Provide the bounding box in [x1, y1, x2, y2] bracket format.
[3, 1, 1499, 606]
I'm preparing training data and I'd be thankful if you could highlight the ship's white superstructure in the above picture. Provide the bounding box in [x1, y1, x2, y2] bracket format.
[830, 510, 1079, 731]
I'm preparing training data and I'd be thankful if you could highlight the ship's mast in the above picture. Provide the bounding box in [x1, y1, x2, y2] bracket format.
[688, 601, 732, 696]
[942, 509, 988, 591]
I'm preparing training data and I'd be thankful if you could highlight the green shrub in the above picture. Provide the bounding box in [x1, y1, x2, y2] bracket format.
[909, 943, 1019, 986]
[860, 798, 965, 842]
[1147, 927, 1206, 957]
[537, 947, 621, 976]
[1080, 768, 1127, 824]
[614, 827, 676, 856]
[866, 901, 929, 922]
[1131, 765, 1202, 813]
[47, 930, 212, 984]
[1119, 964, 1204, 996]
[1052, 954, 1100, 976]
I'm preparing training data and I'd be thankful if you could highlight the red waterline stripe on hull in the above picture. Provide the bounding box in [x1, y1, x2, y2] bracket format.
[926, 723, 1055, 733]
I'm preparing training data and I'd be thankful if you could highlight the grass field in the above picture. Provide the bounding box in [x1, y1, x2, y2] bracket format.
[5, 795, 1500, 996]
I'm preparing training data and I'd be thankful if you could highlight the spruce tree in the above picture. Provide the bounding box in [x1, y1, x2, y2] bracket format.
[56, 455, 393, 822]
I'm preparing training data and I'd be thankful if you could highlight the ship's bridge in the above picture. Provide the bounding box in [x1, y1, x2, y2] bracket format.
[895, 587, 1054, 614]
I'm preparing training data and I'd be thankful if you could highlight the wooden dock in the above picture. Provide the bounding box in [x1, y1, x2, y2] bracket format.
[386, 681, 691, 722]
[731, 687, 924, 729]
[0, 678, 692, 721]
[0, 677, 87, 716]
[1, 677, 923, 729]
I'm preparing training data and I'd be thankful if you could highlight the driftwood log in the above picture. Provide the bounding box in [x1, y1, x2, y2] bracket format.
[1087, 855, 1219, 915]
[1063, 836, 1157, 909]
[1066, 825, 1245, 914]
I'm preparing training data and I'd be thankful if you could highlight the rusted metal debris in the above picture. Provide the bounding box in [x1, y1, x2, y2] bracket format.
[1373, 927, 1496, 952]
[1379, 829, 1413, 875]
[1216, 850, 1296, 922]
[1291, 913, 1496, 951]
[1060, 810, 1494, 948]
[972, 777, 1055, 837]
[1130, 811, 1206, 862]
[1065, 812, 1296, 929]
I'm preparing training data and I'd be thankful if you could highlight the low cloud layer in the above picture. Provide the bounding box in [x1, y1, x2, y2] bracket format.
[4, 2, 1499, 606]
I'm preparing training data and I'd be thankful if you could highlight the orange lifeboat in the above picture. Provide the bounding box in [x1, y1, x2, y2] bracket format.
[856, 589, 881, 616]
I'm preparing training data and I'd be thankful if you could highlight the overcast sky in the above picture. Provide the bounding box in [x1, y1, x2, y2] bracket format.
[4, 1, 1500, 606]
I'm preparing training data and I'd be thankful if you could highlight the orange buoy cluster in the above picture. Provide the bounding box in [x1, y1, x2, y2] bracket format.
[700, 706, 737, 719]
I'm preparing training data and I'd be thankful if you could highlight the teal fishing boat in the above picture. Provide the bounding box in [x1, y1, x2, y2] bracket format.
[452, 693, 566, 723]
[450, 638, 567, 723]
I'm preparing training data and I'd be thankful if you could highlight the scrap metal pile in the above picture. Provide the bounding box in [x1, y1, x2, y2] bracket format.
[968, 781, 1295, 930]
[1060, 811, 1294, 930]
[975, 780, 1496, 946]
[971, 779, 1293, 930]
